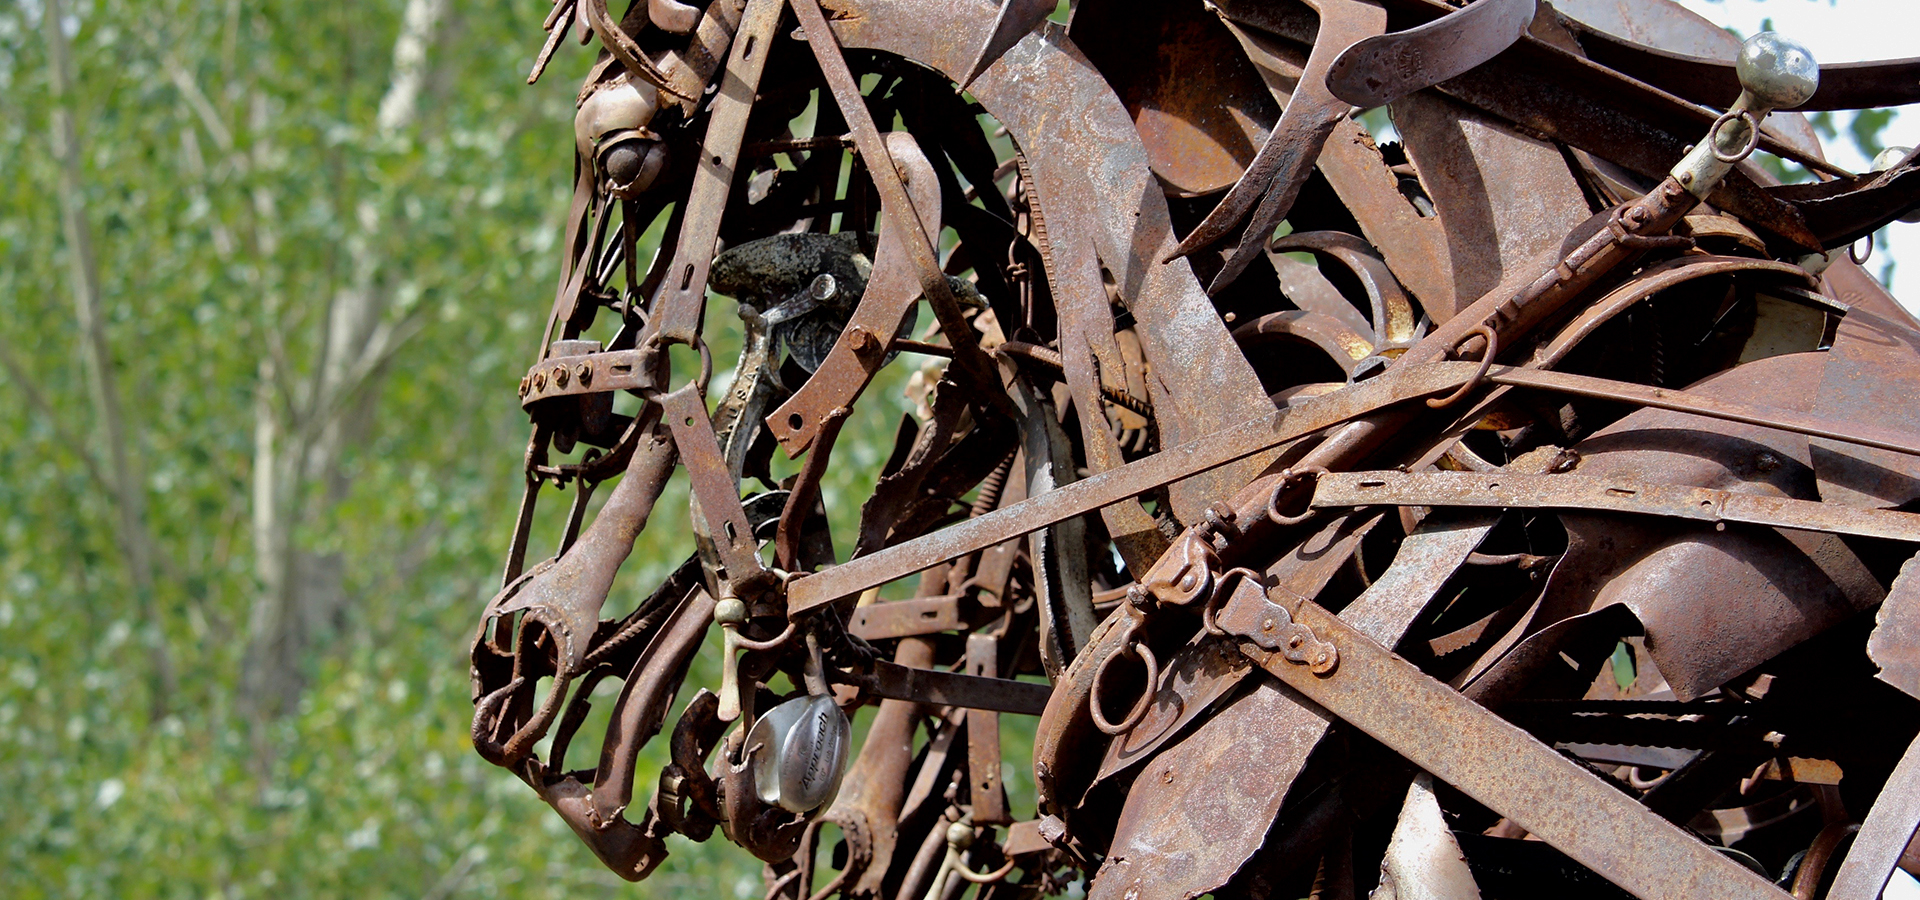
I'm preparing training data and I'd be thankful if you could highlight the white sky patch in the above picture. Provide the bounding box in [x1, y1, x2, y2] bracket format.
[1671, 0, 1919, 309]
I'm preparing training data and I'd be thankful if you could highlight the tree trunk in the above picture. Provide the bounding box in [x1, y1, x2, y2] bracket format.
[238, 0, 446, 724]
[43, 0, 177, 718]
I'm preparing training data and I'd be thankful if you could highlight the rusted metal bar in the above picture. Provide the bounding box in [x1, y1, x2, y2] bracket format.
[644, 0, 784, 346]
[786, 0, 1012, 419]
[1312, 470, 1920, 543]
[1485, 366, 1920, 457]
[1215, 580, 1793, 900]
[1826, 734, 1920, 900]
[784, 360, 1485, 616]
[840, 660, 1052, 716]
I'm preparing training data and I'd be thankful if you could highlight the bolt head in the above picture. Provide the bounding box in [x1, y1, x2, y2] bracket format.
[554, 366, 569, 388]
[1737, 32, 1819, 110]
[533, 371, 547, 390]
[848, 327, 877, 354]
[575, 363, 593, 386]
[519, 377, 531, 397]
[809, 273, 838, 301]
[1178, 573, 1197, 592]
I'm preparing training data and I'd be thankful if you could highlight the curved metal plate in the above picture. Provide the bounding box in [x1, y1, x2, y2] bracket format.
[828, 0, 1278, 523]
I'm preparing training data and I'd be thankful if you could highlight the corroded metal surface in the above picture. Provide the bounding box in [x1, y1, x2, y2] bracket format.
[471, 0, 1920, 896]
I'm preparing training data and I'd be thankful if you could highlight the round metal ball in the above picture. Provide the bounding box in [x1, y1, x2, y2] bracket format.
[945, 821, 974, 849]
[1873, 146, 1914, 172]
[1736, 32, 1819, 110]
[601, 139, 668, 196]
[714, 597, 748, 625]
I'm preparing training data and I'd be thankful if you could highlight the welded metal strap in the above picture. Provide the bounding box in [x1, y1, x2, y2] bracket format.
[783, 360, 1485, 616]
[647, 0, 785, 345]
[847, 660, 1052, 716]
[786, 0, 1009, 415]
[788, 356, 1920, 616]
[1825, 733, 1920, 900]
[1489, 365, 1920, 457]
[1313, 471, 1920, 543]
[1233, 594, 1793, 900]
[658, 385, 767, 584]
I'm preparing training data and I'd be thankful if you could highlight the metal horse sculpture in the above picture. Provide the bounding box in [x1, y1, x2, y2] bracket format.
[470, 0, 1920, 895]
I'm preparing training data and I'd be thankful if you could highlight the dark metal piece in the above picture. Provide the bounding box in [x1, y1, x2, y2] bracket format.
[1326, 0, 1536, 109]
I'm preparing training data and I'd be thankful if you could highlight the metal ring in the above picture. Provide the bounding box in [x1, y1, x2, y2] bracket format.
[1710, 108, 1762, 164]
[1089, 630, 1158, 736]
[640, 331, 715, 395]
[1427, 324, 1499, 409]
[1266, 466, 1330, 526]
[1850, 234, 1874, 266]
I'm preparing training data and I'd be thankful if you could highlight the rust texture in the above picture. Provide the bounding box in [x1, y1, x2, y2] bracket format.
[470, 0, 1920, 896]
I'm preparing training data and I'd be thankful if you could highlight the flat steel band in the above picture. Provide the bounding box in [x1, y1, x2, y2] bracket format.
[1235, 595, 1793, 900]
[784, 360, 1485, 616]
[1312, 470, 1920, 543]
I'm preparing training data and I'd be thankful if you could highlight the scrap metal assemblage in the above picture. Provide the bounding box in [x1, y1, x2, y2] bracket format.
[469, 0, 1920, 896]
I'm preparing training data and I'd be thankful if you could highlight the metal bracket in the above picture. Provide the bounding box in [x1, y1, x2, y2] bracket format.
[1211, 576, 1338, 675]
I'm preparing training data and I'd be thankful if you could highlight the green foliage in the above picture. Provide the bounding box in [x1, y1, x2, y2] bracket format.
[0, 0, 767, 894]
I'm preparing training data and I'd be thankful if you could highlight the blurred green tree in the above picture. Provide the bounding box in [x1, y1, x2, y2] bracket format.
[0, 0, 762, 894]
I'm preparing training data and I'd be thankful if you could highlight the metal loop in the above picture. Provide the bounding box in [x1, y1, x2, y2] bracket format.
[640, 331, 715, 396]
[1203, 567, 1266, 636]
[733, 620, 798, 652]
[952, 855, 1019, 884]
[1427, 324, 1498, 409]
[1266, 466, 1330, 526]
[1089, 625, 1159, 736]
[1710, 108, 1762, 164]
[1851, 234, 1874, 266]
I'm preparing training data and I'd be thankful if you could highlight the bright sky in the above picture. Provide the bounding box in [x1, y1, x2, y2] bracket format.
[1668, 0, 1918, 306]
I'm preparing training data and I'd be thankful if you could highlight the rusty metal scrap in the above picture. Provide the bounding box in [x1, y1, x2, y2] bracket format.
[472, 0, 1920, 896]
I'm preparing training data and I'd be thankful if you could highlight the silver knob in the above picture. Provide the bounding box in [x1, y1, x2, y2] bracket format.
[1736, 32, 1819, 112]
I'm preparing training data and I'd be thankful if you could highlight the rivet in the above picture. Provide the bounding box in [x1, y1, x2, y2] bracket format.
[554, 366, 569, 388]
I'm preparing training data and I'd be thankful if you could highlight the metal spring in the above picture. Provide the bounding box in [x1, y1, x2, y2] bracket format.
[971, 449, 1017, 517]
